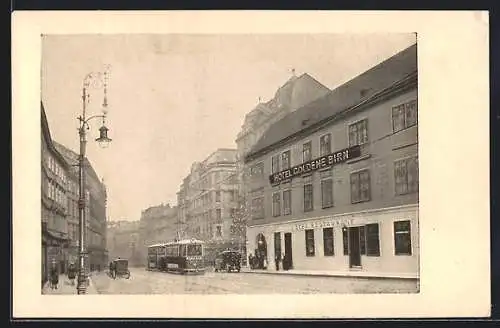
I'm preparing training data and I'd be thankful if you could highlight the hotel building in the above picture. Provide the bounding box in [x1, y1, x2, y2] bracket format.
[244, 44, 418, 277]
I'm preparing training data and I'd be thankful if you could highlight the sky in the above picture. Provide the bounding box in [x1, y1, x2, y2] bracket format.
[41, 33, 416, 222]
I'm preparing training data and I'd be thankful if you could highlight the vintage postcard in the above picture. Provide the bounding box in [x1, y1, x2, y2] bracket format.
[12, 11, 490, 318]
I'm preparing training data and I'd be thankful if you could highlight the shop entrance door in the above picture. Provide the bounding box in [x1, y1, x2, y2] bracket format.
[284, 232, 293, 269]
[348, 227, 362, 268]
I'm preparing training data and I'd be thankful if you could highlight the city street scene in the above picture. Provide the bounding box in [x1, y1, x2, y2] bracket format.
[41, 33, 419, 295]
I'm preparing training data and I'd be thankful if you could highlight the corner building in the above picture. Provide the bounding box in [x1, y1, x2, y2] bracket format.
[244, 44, 418, 277]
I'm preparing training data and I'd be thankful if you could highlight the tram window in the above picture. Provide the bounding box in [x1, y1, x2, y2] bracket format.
[167, 246, 178, 256]
[180, 245, 187, 257]
[187, 244, 202, 256]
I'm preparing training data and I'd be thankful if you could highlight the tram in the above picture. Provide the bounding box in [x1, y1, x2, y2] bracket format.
[146, 239, 205, 274]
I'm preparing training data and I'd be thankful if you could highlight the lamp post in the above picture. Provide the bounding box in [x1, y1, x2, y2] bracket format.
[76, 68, 112, 295]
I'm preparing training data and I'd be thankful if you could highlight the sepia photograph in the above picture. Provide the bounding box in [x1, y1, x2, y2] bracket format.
[12, 11, 489, 318]
[40, 33, 419, 295]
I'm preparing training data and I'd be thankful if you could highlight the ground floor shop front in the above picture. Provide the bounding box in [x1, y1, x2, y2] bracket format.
[246, 204, 418, 278]
[41, 228, 70, 287]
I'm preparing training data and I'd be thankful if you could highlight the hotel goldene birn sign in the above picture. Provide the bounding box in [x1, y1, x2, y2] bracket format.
[269, 145, 361, 185]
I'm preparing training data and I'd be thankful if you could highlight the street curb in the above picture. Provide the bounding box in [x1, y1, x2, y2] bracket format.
[240, 270, 419, 281]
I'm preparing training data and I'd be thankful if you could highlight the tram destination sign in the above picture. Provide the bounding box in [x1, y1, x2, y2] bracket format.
[269, 145, 361, 185]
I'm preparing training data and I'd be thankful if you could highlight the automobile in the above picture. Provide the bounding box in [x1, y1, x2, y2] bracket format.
[214, 250, 241, 273]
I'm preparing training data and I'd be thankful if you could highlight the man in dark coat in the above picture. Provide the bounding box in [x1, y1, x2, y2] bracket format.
[50, 261, 59, 289]
[67, 262, 77, 285]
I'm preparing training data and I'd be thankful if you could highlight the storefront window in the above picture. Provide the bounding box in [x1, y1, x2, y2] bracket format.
[365, 223, 380, 256]
[274, 232, 281, 257]
[360, 226, 366, 255]
[394, 220, 412, 255]
[342, 228, 348, 255]
[323, 228, 334, 256]
[305, 229, 315, 257]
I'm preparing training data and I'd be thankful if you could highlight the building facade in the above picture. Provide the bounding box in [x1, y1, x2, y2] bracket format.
[235, 73, 330, 264]
[41, 103, 71, 287]
[54, 142, 109, 272]
[138, 203, 178, 264]
[244, 44, 418, 277]
[176, 149, 241, 257]
[107, 220, 141, 265]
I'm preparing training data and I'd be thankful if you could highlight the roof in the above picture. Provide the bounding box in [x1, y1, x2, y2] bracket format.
[147, 239, 205, 248]
[53, 140, 104, 186]
[245, 43, 418, 162]
[41, 102, 69, 167]
[236, 73, 330, 142]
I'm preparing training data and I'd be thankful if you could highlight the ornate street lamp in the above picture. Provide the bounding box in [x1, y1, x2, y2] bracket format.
[76, 67, 112, 294]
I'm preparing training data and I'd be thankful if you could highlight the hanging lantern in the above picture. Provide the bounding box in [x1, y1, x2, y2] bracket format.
[96, 124, 112, 148]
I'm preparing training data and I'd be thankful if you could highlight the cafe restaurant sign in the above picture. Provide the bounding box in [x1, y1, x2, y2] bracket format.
[269, 145, 361, 185]
[293, 218, 355, 232]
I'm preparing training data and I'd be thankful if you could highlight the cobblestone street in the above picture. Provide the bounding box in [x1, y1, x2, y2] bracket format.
[90, 267, 419, 294]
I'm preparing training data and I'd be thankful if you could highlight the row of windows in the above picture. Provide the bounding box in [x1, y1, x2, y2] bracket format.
[190, 224, 224, 239]
[47, 180, 67, 207]
[296, 220, 412, 258]
[253, 99, 417, 177]
[189, 207, 239, 224]
[190, 190, 238, 209]
[47, 155, 67, 184]
[252, 156, 418, 219]
[189, 171, 237, 194]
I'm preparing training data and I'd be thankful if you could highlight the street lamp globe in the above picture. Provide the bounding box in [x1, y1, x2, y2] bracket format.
[96, 125, 112, 148]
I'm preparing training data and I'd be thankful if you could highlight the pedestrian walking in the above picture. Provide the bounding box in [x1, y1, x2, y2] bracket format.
[49, 260, 59, 290]
[67, 262, 76, 285]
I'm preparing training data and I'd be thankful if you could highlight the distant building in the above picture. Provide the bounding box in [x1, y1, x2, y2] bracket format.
[176, 149, 240, 258]
[54, 141, 109, 272]
[236, 72, 330, 159]
[41, 102, 71, 287]
[138, 203, 178, 263]
[244, 44, 418, 277]
[107, 220, 141, 265]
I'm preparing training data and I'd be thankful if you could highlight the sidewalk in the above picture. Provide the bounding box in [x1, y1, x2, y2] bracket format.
[240, 267, 418, 280]
[42, 274, 99, 295]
